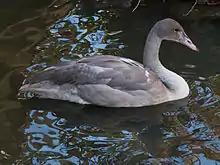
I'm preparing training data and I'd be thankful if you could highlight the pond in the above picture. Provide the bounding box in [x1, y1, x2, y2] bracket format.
[0, 0, 220, 164]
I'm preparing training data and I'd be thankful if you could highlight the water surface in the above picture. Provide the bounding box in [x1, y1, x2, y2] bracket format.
[0, 0, 220, 164]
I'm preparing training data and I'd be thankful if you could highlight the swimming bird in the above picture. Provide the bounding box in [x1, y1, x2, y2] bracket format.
[19, 18, 198, 107]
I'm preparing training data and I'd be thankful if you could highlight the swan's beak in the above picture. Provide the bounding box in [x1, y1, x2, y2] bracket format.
[179, 32, 199, 52]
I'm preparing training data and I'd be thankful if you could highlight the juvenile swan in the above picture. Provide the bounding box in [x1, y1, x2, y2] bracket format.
[19, 18, 199, 107]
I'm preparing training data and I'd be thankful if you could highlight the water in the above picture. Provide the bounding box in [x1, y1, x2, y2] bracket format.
[0, 0, 220, 164]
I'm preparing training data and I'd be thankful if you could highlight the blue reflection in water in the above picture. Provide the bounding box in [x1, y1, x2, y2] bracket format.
[22, 109, 141, 164]
[27, 10, 125, 72]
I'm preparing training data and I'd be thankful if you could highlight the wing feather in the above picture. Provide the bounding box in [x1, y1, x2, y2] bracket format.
[21, 55, 160, 93]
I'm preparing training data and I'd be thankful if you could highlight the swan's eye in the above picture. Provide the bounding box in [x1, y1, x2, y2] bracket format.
[174, 28, 180, 32]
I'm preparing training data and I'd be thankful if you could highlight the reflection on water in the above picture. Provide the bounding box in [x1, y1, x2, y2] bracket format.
[17, 99, 189, 164]
[0, 0, 219, 164]
[28, 4, 125, 72]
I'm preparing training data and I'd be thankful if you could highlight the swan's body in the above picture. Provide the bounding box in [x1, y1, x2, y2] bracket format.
[19, 18, 198, 107]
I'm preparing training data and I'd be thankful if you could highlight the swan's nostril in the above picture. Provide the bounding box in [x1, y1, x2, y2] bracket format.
[187, 40, 192, 44]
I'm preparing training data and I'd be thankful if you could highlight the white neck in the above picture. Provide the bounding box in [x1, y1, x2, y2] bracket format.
[143, 28, 189, 100]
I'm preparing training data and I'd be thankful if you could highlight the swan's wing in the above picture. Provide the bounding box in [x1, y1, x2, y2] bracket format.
[22, 55, 147, 87]
[20, 55, 166, 106]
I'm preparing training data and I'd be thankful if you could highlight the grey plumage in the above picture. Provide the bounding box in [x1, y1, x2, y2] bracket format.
[20, 55, 167, 107]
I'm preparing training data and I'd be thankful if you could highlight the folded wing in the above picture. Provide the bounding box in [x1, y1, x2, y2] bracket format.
[20, 55, 166, 107]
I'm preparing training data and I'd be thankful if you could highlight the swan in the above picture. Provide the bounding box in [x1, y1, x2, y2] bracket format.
[19, 18, 198, 107]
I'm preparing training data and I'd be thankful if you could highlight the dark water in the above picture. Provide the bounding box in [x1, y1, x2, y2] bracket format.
[0, 0, 220, 164]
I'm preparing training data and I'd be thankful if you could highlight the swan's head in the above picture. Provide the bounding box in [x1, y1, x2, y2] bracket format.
[156, 18, 199, 52]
